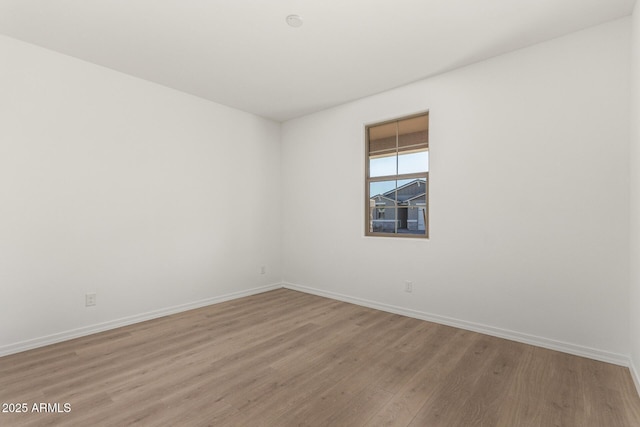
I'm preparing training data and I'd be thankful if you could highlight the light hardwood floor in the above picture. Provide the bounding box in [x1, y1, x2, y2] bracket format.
[1, 289, 639, 426]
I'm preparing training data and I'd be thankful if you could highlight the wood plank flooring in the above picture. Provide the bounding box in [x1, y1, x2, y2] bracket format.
[1, 289, 639, 426]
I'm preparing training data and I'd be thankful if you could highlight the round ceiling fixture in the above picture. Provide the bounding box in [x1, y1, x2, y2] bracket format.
[286, 15, 303, 28]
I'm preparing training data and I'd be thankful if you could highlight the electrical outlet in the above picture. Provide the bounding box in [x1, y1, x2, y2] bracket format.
[260, 266, 266, 275]
[85, 293, 97, 307]
[404, 281, 413, 293]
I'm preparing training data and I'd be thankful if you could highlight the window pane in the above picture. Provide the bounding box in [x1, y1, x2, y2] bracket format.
[369, 155, 397, 177]
[369, 121, 397, 178]
[398, 179, 427, 235]
[368, 122, 397, 156]
[398, 114, 428, 154]
[369, 207, 397, 233]
[369, 180, 397, 200]
[398, 114, 428, 174]
[398, 150, 428, 174]
[369, 180, 396, 233]
[405, 205, 427, 235]
[396, 178, 426, 201]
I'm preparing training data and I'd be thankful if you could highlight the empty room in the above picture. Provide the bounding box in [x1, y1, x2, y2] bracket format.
[2, 0, 640, 425]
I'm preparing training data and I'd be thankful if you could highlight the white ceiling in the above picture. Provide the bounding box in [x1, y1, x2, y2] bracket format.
[0, 0, 635, 121]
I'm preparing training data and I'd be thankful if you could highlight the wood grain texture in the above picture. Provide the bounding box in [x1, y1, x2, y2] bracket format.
[1, 289, 639, 426]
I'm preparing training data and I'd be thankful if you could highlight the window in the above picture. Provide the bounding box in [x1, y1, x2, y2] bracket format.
[366, 112, 429, 238]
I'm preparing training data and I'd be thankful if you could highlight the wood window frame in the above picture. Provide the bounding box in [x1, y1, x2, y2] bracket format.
[365, 112, 429, 239]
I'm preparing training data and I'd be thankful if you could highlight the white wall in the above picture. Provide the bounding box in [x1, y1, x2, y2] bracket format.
[0, 35, 282, 354]
[282, 18, 631, 363]
[630, 2, 640, 392]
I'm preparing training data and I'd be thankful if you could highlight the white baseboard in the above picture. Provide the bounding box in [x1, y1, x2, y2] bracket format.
[631, 358, 640, 398]
[283, 282, 630, 367]
[0, 283, 282, 357]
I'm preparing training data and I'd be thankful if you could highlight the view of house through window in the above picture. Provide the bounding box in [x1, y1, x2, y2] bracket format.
[366, 112, 429, 238]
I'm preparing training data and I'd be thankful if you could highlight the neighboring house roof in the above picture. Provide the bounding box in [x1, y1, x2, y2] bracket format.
[371, 194, 396, 203]
[407, 193, 427, 202]
[370, 179, 426, 203]
[392, 179, 426, 194]
[395, 194, 418, 203]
